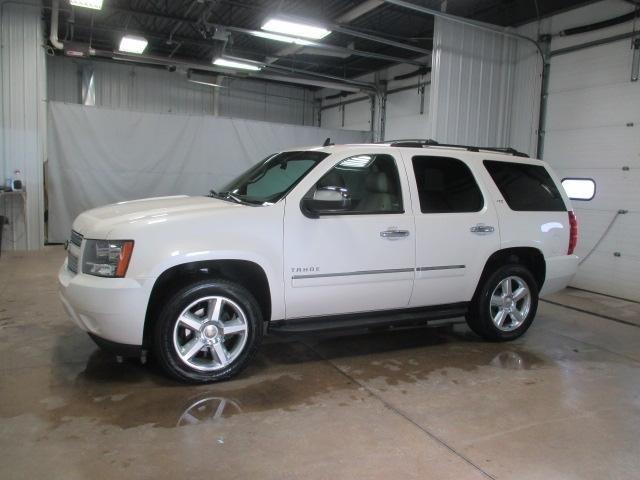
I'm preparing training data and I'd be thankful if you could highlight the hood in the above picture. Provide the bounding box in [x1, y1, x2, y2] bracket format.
[73, 195, 243, 238]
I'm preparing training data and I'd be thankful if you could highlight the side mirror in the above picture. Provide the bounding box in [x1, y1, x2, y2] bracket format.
[301, 186, 351, 218]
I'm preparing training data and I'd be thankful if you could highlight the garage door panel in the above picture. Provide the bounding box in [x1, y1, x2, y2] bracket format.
[548, 40, 633, 93]
[545, 126, 640, 168]
[544, 36, 640, 301]
[553, 167, 640, 212]
[571, 250, 640, 302]
[572, 209, 640, 259]
[546, 82, 640, 131]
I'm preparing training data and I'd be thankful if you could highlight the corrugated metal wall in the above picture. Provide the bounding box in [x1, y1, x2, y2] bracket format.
[0, 1, 46, 251]
[47, 56, 316, 126]
[429, 17, 518, 147]
[509, 22, 543, 157]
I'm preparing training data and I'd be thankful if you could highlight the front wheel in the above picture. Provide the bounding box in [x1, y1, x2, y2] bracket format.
[153, 279, 263, 383]
[466, 265, 539, 341]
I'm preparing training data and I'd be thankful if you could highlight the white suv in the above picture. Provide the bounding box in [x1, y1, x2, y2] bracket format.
[58, 140, 579, 383]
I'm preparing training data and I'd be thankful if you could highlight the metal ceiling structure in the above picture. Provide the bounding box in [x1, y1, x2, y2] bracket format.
[43, 0, 595, 91]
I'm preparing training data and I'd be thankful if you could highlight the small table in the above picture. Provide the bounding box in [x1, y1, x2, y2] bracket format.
[0, 190, 27, 253]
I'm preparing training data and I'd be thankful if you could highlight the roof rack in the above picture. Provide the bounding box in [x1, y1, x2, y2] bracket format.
[382, 139, 530, 158]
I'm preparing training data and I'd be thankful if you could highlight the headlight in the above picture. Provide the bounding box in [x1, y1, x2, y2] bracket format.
[82, 240, 134, 278]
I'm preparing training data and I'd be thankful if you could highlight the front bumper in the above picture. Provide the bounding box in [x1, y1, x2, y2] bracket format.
[58, 261, 151, 347]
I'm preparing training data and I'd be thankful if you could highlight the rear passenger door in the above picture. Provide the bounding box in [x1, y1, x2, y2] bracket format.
[403, 154, 500, 306]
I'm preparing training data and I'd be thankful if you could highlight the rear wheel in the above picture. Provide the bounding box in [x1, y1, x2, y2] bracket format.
[466, 265, 538, 341]
[153, 279, 262, 383]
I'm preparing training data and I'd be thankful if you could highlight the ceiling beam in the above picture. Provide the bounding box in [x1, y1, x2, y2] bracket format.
[224, 25, 426, 66]
[330, 25, 431, 55]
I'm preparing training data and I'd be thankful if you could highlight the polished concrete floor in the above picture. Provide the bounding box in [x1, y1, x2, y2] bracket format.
[1, 247, 640, 479]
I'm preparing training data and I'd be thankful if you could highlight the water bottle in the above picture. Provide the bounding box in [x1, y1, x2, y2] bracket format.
[12, 170, 23, 191]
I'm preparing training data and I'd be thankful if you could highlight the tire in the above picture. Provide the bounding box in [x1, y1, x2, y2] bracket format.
[466, 264, 539, 342]
[153, 279, 263, 383]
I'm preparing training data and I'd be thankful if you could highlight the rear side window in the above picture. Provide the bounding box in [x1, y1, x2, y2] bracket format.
[412, 156, 484, 213]
[484, 160, 566, 212]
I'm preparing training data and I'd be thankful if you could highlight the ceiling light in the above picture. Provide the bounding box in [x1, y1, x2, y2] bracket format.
[213, 58, 262, 71]
[69, 0, 103, 10]
[119, 35, 148, 54]
[252, 31, 314, 46]
[261, 17, 331, 40]
[188, 79, 224, 88]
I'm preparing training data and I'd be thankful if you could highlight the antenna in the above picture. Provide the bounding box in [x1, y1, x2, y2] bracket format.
[323, 137, 333, 147]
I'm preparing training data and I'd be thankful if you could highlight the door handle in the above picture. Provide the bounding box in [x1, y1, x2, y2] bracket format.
[380, 229, 410, 238]
[470, 224, 495, 234]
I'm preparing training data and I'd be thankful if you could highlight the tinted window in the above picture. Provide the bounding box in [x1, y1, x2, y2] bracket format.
[484, 160, 566, 212]
[307, 154, 403, 214]
[412, 156, 484, 213]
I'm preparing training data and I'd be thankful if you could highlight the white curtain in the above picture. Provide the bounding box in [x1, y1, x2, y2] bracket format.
[47, 102, 370, 242]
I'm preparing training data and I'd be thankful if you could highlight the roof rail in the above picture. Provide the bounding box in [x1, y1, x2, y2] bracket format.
[382, 139, 530, 158]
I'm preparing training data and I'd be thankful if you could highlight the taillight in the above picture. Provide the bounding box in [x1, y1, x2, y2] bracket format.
[568, 211, 578, 255]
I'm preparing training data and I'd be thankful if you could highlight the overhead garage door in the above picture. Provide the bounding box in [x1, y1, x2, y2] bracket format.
[544, 38, 640, 301]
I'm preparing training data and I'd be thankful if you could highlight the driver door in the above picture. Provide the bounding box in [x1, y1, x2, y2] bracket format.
[283, 150, 416, 319]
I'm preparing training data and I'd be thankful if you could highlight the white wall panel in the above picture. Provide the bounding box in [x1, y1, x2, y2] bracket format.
[319, 97, 373, 135]
[384, 86, 430, 141]
[0, 1, 46, 251]
[47, 56, 316, 125]
[542, 0, 640, 300]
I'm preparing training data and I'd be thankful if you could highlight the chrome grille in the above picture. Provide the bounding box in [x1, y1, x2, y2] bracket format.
[67, 230, 83, 274]
[70, 230, 83, 247]
[67, 252, 79, 274]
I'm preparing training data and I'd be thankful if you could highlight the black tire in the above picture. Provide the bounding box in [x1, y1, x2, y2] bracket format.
[153, 279, 263, 383]
[466, 264, 539, 342]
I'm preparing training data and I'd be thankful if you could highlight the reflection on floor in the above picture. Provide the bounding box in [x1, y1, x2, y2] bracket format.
[1, 247, 639, 479]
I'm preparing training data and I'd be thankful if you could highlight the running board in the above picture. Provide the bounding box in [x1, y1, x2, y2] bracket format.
[269, 303, 468, 334]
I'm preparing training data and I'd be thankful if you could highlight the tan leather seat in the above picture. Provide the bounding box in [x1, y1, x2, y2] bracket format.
[358, 172, 394, 211]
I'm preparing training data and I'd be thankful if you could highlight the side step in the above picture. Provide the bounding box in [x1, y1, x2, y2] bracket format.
[269, 303, 468, 334]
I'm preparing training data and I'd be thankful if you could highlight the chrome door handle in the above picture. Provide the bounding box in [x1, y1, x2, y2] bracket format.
[470, 224, 495, 234]
[380, 229, 410, 238]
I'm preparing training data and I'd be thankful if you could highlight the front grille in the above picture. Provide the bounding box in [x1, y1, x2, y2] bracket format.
[68, 230, 83, 274]
[68, 252, 79, 274]
[70, 230, 83, 247]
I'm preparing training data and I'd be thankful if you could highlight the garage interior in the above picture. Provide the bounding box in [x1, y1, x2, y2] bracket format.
[1, 0, 640, 478]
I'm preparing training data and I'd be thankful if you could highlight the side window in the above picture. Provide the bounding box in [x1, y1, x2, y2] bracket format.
[306, 154, 403, 214]
[484, 160, 566, 212]
[412, 156, 484, 213]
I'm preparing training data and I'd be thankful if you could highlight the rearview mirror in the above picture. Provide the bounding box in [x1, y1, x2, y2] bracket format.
[301, 186, 351, 218]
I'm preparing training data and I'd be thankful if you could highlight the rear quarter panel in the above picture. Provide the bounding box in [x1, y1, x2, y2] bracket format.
[477, 155, 574, 267]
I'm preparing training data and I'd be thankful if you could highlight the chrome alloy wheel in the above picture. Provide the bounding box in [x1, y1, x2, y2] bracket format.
[172, 296, 249, 371]
[489, 276, 531, 332]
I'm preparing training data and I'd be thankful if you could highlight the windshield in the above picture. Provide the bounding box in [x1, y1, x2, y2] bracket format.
[216, 151, 329, 204]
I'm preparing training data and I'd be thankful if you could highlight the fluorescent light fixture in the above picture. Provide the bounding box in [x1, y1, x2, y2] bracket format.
[188, 79, 224, 88]
[119, 35, 148, 54]
[69, 0, 103, 10]
[213, 58, 262, 71]
[261, 17, 331, 40]
[252, 31, 314, 46]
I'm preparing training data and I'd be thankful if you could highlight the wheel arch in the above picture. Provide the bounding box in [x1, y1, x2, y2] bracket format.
[473, 247, 546, 301]
[143, 259, 271, 349]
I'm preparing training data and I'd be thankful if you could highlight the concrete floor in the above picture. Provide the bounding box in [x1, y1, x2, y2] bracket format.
[1, 247, 640, 480]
